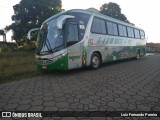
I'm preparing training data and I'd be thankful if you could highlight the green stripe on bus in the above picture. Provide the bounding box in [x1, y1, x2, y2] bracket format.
[37, 56, 68, 71]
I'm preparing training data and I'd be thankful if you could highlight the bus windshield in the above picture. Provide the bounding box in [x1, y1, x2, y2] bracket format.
[37, 19, 63, 54]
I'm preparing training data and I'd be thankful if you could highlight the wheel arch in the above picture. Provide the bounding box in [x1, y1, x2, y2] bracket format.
[136, 48, 140, 54]
[89, 50, 102, 66]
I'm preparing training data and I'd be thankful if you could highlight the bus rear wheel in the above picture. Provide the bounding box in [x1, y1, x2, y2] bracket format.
[90, 52, 101, 70]
[136, 50, 140, 60]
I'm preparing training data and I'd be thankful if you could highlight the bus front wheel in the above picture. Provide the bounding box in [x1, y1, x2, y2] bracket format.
[90, 52, 101, 70]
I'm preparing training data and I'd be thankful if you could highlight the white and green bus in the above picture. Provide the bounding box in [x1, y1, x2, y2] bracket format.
[28, 9, 146, 71]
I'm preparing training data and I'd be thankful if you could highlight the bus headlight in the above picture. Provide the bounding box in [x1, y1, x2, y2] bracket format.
[51, 53, 66, 62]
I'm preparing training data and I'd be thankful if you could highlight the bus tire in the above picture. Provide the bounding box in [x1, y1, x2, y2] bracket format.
[136, 50, 140, 60]
[90, 52, 101, 70]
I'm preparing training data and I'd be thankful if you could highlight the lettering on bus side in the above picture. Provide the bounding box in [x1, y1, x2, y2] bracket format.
[68, 54, 81, 61]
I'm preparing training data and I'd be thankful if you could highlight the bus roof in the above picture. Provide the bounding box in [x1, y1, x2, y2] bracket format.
[43, 9, 143, 31]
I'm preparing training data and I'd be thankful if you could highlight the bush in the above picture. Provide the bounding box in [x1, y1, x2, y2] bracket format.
[17, 41, 36, 52]
[0, 49, 39, 84]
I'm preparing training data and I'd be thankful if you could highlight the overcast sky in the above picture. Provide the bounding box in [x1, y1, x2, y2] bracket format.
[0, 0, 160, 43]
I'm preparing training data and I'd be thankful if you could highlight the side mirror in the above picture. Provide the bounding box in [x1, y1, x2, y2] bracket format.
[27, 28, 40, 40]
[57, 15, 75, 29]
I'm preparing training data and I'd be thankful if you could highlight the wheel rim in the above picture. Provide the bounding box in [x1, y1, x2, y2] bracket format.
[92, 56, 100, 68]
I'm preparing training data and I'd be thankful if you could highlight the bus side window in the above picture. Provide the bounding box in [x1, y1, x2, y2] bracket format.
[127, 27, 134, 38]
[100, 19, 106, 34]
[91, 18, 101, 34]
[140, 30, 145, 39]
[107, 22, 114, 35]
[67, 23, 79, 47]
[134, 29, 140, 39]
[106, 21, 118, 36]
[118, 25, 127, 37]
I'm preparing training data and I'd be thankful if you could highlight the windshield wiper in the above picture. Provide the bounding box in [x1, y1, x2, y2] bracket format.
[46, 38, 53, 53]
[41, 36, 53, 53]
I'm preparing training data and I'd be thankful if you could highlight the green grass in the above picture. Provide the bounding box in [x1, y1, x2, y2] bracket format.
[0, 50, 40, 84]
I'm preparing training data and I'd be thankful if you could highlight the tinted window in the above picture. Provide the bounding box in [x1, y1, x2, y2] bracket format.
[91, 18, 106, 34]
[100, 20, 106, 34]
[118, 25, 123, 36]
[69, 12, 90, 40]
[91, 18, 101, 33]
[140, 30, 145, 39]
[107, 22, 114, 35]
[127, 27, 134, 38]
[118, 25, 127, 37]
[106, 22, 118, 35]
[113, 23, 118, 35]
[68, 12, 90, 27]
[130, 28, 134, 38]
[134, 29, 140, 39]
[67, 23, 78, 42]
[123, 26, 127, 36]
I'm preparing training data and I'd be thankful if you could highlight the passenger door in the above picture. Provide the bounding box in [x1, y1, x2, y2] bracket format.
[66, 22, 82, 69]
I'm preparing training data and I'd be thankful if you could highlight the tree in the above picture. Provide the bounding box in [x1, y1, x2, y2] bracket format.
[100, 2, 129, 23]
[5, 0, 62, 45]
